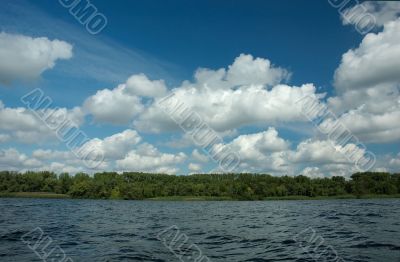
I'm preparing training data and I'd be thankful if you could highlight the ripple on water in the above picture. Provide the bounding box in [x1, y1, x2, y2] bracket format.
[0, 198, 399, 262]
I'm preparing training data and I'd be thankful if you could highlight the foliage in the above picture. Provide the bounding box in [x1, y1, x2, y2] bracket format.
[0, 171, 399, 200]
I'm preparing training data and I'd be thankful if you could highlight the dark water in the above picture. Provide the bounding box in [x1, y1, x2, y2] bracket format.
[0, 198, 399, 261]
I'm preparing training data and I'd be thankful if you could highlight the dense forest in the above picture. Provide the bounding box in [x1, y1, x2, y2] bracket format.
[0, 171, 399, 200]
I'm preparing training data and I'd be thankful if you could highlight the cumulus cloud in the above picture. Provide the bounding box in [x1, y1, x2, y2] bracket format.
[188, 163, 202, 172]
[44, 129, 143, 171]
[222, 127, 291, 174]
[28, 129, 188, 174]
[328, 83, 399, 115]
[288, 138, 379, 177]
[320, 108, 400, 143]
[290, 139, 353, 165]
[43, 162, 86, 174]
[116, 143, 186, 174]
[0, 133, 10, 143]
[83, 73, 168, 124]
[334, 18, 400, 91]
[192, 54, 289, 89]
[32, 149, 72, 160]
[225, 54, 290, 86]
[300, 167, 325, 178]
[83, 54, 303, 130]
[192, 149, 209, 163]
[389, 153, 400, 170]
[341, 2, 400, 31]
[0, 148, 42, 171]
[80, 129, 141, 160]
[229, 127, 290, 155]
[328, 18, 400, 143]
[134, 54, 319, 133]
[0, 32, 73, 84]
[20, 147, 108, 173]
[0, 101, 84, 144]
[125, 73, 167, 97]
[0, 125, 383, 176]
[83, 85, 144, 124]
[218, 127, 374, 176]
[299, 163, 359, 178]
[1, 128, 187, 174]
[2, 34, 397, 175]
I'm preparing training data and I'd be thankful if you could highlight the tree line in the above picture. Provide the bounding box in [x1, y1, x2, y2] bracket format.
[0, 171, 399, 200]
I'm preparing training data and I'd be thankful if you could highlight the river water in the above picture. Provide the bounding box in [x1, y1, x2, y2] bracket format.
[0, 198, 399, 261]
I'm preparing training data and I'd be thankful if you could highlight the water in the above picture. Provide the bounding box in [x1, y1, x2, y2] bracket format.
[0, 198, 399, 261]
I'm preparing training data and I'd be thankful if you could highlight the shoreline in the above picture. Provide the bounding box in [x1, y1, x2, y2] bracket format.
[0, 192, 70, 199]
[1, 192, 400, 201]
[148, 194, 400, 201]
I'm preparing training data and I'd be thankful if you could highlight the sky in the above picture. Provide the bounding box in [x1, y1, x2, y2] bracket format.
[0, 0, 399, 177]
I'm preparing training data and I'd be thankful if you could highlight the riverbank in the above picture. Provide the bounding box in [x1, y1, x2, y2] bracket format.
[0, 192, 70, 199]
[1, 192, 400, 200]
[262, 194, 400, 200]
[148, 194, 400, 201]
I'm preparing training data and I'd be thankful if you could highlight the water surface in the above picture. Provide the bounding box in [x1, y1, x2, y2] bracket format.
[0, 198, 399, 261]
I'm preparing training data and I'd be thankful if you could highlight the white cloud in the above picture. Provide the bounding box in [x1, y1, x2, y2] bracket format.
[229, 127, 290, 155]
[219, 128, 371, 176]
[125, 73, 167, 97]
[116, 143, 186, 174]
[192, 149, 209, 163]
[43, 129, 143, 171]
[334, 19, 400, 92]
[290, 139, 353, 165]
[133, 54, 321, 133]
[0, 32, 73, 84]
[300, 167, 325, 178]
[133, 105, 179, 133]
[192, 54, 289, 90]
[289, 139, 374, 178]
[300, 163, 358, 178]
[222, 127, 291, 174]
[83, 73, 168, 124]
[0, 133, 10, 143]
[226, 54, 290, 86]
[1, 24, 397, 176]
[1, 128, 186, 174]
[163, 134, 196, 149]
[26, 148, 108, 173]
[333, 9, 400, 111]
[188, 163, 202, 172]
[26, 129, 187, 174]
[328, 18, 400, 143]
[320, 108, 400, 143]
[0, 126, 382, 177]
[328, 83, 400, 115]
[83, 84, 143, 124]
[80, 129, 141, 160]
[43, 162, 86, 174]
[32, 149, 72, 160]
[389, 153, 400, 170]
[342, 2, 400, 31]
[0, 101, 84, 144]
[237, 151, 291, 174]
[27, 53, 303, 136]
[0, 148, 42, 171]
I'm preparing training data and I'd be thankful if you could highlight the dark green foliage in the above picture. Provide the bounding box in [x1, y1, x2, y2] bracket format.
[0, 171, 399, 200]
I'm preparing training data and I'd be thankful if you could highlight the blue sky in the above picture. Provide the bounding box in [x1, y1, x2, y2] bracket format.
[0, 0, 399, 176]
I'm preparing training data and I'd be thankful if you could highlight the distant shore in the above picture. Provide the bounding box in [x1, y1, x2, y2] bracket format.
[0, 192, 70, 199]
[136, 194, 400, 201]
[2, 171, 399, 201]
[1, 192, 400, 201]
